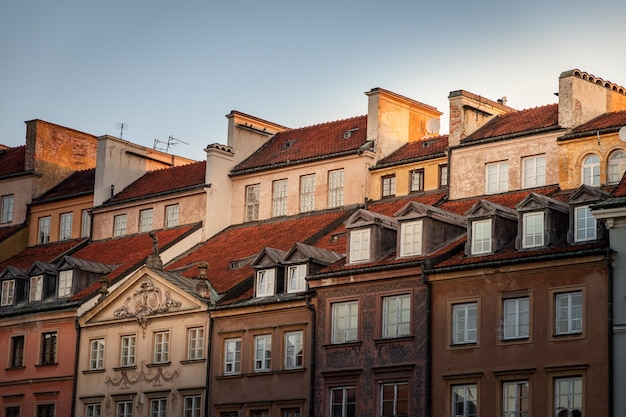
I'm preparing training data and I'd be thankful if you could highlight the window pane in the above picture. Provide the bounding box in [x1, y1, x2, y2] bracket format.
[300, 174, 316, 212]
[328, 169, 344, 208]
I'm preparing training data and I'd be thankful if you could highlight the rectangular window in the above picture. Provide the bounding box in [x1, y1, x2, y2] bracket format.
[382, 175, 396, 197]
[439, 164, 448, 188]
[150, 398, 167, 417]
[256, 269, 275, 297]
[36, 404, 55, 417]
[328, 169, 344, 208]
[116, 401, 133, 417]
[245, 184, 260, 222]
[502, 380, 529, 417]
[282, 409, 301, 417]
[452, 384, 477, 417]
[120, 335, 136, 367]
[287, 264, 307, 293]
[523, 155, 546, 188]
[554, 377, 582, 417]
[330, 386, 356, 417]
[113, 214, 127, 237]
[332, 301, 359, 344]
[86, 403, 102, 417]
[30, 275, 43, 302]
[381, 382, 408, 417]
[300, 174, 316, 212]
[1, 194, 14, 223]
[59, 212, 73, 240]
[5, 406, 20, 417]
[471, 219, 491, 255]
[555, 291, 583, 335]
[153, 331, 170, 363]
[58, 270, 73, 298]
[574, 206, 596, 242]
[285, 330, 303, 369]
[349, 228, 371, 263]
[272, 179, 288, 217]
[523, 212, 544, 248]
[503, 297, 529, 340]
[1, 280, 15, 306]
[140, 209, 154, 233]
[254, 334, 272, 372]
[383, 294, 411, 338]
[10, 335, 25, 368]
[39, 216, 51, 244]
[453, 302, 478, 345]
[251, 411, 268, 417]
[90, 338, 105, 370]
[486, 161, 509, 194]
[41, 331, 57, 365]
[81, 209, 91, 238]
[224, 338, 241, 374]
[400, 220, 423, 257]
[187, 327, 204, 360]
[184, 395, 202, 417]
[410, 169, 424, 193]
[165, 204, 179, 228]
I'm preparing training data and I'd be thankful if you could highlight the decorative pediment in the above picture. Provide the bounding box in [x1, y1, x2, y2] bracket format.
[567, 184, 610, 205]
[466, 200, 517, 220]
[113, 278, 182, 329]
[517, 193, 568, 214]
[251, 247, 287, 269]
[26, 261, 56, 277]
[281, 242, 343, 266]
[394, 202, 465, 227]
[0, 266, 28, 280]
[345, 209, 398, 230]
[56, 255, 117, 274]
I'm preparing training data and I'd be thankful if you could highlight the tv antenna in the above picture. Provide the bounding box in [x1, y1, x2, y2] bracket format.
[153, 135, 189, 154]
[116, 122, 129, 139]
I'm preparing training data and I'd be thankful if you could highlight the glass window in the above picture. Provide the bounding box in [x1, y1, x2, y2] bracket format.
[120, 334, 136, 367]
[184, 395, 202, 417]
[272, 179, 288, 217]
[36, 404, 55, 417]
[256, 269, 275, 297]
[287, 264, 307, 293]
[332, 301, 359, 343]
[555, 291, 583, 335]
[300, 174, 316, 212]
[452, 384, 477, 417]
[453, 302, 478, 345]
[282, 409, 301, 417]
[285, 331, 303, 369]
[113, 214, 127, 237]
[81, 209, 91, 238]
[382, 175, 396, 197]
[187, 327, 204, 360]
[116, 401, 133, 417]
[150, 398, 167, 417]
[224, 338, 241, 374]
[383, 294, 411, 338]
[245, 184, 260, 222]
[254, 334, 272, 372]
[439, 164, 448, 188]
[165, 204, 179, 228]
[153, 331, 170, 363]
[30, 275, 43, 302]
[86, 403, 102, 417]
[59, 212, 73, 240]
[381, 382, 408, 417]
[330, 386, 356, 417]
[10, 335, 24, 368]
[1, 194, 14, 223]
[90, 338, 105, 370]
[41, 331, 57, 365]
[39, 216, 51, 244]
[554, 377, 582, 417]
[140, 209, 154, 233]
[608, 150, 626, 184]
[503, 380, 529, 417]
[5, 407, 20, 417]
[328, 169, 344, 208]
[471, 219, 491, 255]
[582, 154, 600, 186]
[523, 212, 544, 248]
[251, 411, 268, 417]
[503, 297, 529, 340]
[1, 280, 15, 306]
[400, 220, 422, 257]
[575, 206, 596, 242]
[349, 228, 370, 263]
[523, 155, 546, 188]
[58, 270, 73, 298]
[486, 161, 509, 194]
[410, 169, 424, 193]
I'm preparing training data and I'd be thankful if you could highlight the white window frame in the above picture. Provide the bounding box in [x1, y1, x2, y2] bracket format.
[410, 169, 424, 193]
[400, 220, 423, 257]
[224, 337, 241, 375]
[349, 228, 370, 263]
[153, 331, 170, 363]
[502, 380, 529, 417]
[120, 334, 136, 367]
[299, 174, 316, 212]
[382, 294, 411, 338]
[245, 184, 260, 222]
[59, 212, 73, 241]
[574, 206, 596, 242]
[582, 154, 600, 186]
[287, 264, 307, 293]
[471, 219, 491, 255]
[58, 270, 73, 298]
[328, 169, 344, 208]
[608, 150, 626, 184]
[116, 401, 133, 417]
[330, 386, 356, 417]
[254, 334, 272, 372]
[555, 291, 583, 335]
[439, 164, 448, 188]
[554, 376, 583, 417]
[453, 302, 478, 345]
[452, 384, 477, 417]
[332, 301, 359, 344]
[1, 280, 15, 306]
[522, 155, 546, 188]
[285, 330, 303, 369]
[165, 204, 179, 228]
[187, 327, 204, 360]
[256, 269, 275, 297]
[81, 209, 91, 238]
[29, 275, 43, 302]
[502, 297, 529, 340]
[486, 161, 509, 194]
[523, 212, 544, 248]
[150, 398, 167, 417]
[140, 208, 154, 233]
[89, 338, 105, 370]
[85, 403, 102, 417]
[184, 395, 202, 417]
[382, 175, 396, 197]
[380, 382, 408, 417]
[1, 194, 14, 223]
[39, 216, 51, 244]
[113, 214, 127, 237]
[272, 179, 288, 217]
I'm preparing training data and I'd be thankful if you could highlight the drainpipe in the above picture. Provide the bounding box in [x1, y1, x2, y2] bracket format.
[606, 248, 614, 417]
[71, 317, 81, 417]
[305, 295, 316, 417]
[205, 312, 213, 417]
[421, 267, 432, 417]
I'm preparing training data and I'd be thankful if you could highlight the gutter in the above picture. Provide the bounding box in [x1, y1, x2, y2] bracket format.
[70, 317, 81, 417]
[369, 151, 447, 171]
[606, 247, 614, 417]
[453, 125, 562, 149]
[558, 125, 624, 141]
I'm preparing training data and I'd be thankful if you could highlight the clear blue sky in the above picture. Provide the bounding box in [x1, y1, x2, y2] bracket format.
[1, 0, 625, 161]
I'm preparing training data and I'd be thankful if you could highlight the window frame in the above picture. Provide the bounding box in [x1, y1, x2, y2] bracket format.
[224, 337, 242, 375]
[1, 194, 14, 223]
[165, 204, 179, 228]
[501, 380, 529, 417]
[451, 383, 478, 417]
[284, 330, 303, 369]
[399, 220, 423, 257]
[287, 264, 307, 293]
[409, 169, 425, 193]
[81, 209, 91, 238]
[85, 403, 102, 417]
[381, 175, 396, 198]
[116, 401, 133, 417]
[120, 334, 136, 367]
[245, 184, 260, 222]
[40, 331, 57, 365]
[10, 334, 25, 368]
[1, 279, 15, 306]
[113, 214, 127, 237]
[36, 404, 55, 417]
[58, 270, 73, 298]
[552, 289, 584, 337]
[39, 216, 51, 244]
[553, 376, 583, 417]
[380, 381, 409, 417]
[140, 208, 154, 233]
[331, 300, 359, 344]
[581, 154, 600, 186]
[183, 395, 202, 417]
[522, 154, 546, 189]
[382, 294, 411, 339]
[486, 161, 509, 194]
[471, 219, 492, 255]
[330, 386, 356, 417]
[608, 149, 626, 184]
[256, 269, 276, 297]
[328, 169, 344, 208]
[153, 330, 170, 364]
[449, 299, 479, 347]
[272, 179, 288, 217]
[574, 205, 596, 242]
[59, 212, 73, 241]
[150, 397, 167, 417]
[299, 174, 316, 212]
[253, 334, 272, 372]
[501, 296, 530, 341]
[349, 228, 371, 263]
[29, 275, 43, 302]
[522, 211, 544, 249]
[187, 327, 204, 361]
[89, 338, 105, 370]
[439, 164, 448, 188]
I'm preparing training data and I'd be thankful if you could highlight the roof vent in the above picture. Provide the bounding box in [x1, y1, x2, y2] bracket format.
[343, 128, 359, 139]
[282, 140, 295, 150]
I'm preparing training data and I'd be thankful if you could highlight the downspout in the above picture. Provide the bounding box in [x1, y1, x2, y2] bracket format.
[421, 266, 432, 417]
[71, 317, 81, 417]
[205, 312, 214, 417]
[306, 295, 316, 417]
[606, 248, 614, 417]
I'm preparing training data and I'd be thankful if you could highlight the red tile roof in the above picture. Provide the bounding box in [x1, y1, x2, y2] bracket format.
[231, 116, 368, 175]
[0, 224, 26, 242]
[612, 171, 626, 197]
[108, 161, 207, 204]
[34, 168, 95, 202]
[374, 135, 448, 168]
[438, 186, 560, 215]
[462, 104, 559, 143]
[566, 110, 626, 135]
[0, 239, 86, 271]
[0, 146, 26, 177]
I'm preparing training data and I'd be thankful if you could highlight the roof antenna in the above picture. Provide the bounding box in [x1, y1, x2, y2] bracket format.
[153, 135, 189, 154]
[116, 122, 129, 139]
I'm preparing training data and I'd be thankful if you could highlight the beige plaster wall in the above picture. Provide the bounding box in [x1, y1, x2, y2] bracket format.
[370, 156, 447, 199]
[28, 195, 93, 246]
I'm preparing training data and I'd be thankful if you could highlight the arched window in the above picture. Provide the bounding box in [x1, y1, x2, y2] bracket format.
[608, 150, 626, 184]
[582, 154, 600, 186]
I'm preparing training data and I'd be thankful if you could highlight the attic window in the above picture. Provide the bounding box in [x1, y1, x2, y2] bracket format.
[422, 140, 434, 148]
[343, 128, 359, 139]
[282, 140, 296, 150]
[229, 261, 240, 270]
[256, 269, 275, 297]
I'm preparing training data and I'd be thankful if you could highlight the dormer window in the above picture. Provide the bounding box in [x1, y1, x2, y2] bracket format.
[29, 275, 43, 302]
[522, 212, 544, 248]
[1, 280, 15, 306]
[287, 264, 307, 293]
[58, 270, 73, 298]
[574, 206, 596, 242]
[400, 220, 423, 257]
[471, 219, 492, 255]
[349, 229, 371, 263]
[256, 269, 275, 297]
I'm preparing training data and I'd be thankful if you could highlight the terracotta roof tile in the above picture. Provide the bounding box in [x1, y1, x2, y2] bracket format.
[231, 116, 368, 174]
[109, 161, 206, 203]
[34, 168, 95, 202]
[438, 186, 560, 215]
[0, 146, 26, 177]
[0, 224, 26, 242]
[612, 171, 626, 197]
[462, 104, 559, 143]
[0, 239, 86, 271]
[567, 110, 626, 135]
[375, 135, 448, 168]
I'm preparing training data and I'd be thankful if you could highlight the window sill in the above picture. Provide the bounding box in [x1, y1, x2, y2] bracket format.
[447, 342, 479, 351]
[550, 332, 584, 341]
[246, 370, 275, 377]
[278, 367, 305, 374]
[35, 362, 58, 368]
[217, 373, 243, 380]
[113, 365, 137, 371]
[82, 369, 106, 374]
[180, 358, 206, 365]
[323, 341, 362, 350]
[497, 337, 531, 346]
[5, 365, 25, 371]
[147, 361, 171, 368]
[374, 336, 414, 345]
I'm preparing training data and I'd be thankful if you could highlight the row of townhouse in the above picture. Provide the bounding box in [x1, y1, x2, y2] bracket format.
[1, 68, 626, 417]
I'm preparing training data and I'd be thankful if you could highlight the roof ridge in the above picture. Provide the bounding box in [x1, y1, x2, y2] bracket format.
[282, 114, 366, 133]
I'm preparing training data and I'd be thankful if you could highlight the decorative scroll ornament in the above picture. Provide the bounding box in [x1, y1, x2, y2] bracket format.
[105, 361, 180, 389]
[113, 278, 181, 329]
